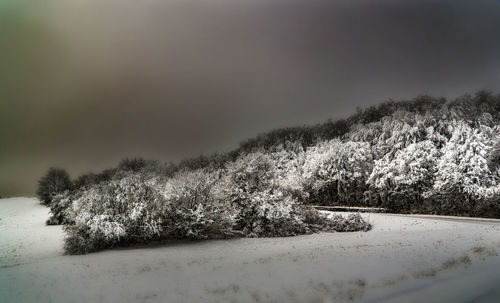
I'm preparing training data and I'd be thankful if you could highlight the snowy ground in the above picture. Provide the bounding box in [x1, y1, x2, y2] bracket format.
[1, 198, 500, 303]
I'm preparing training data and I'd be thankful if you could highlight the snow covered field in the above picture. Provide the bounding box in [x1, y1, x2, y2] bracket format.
[1, 197, 500, 303]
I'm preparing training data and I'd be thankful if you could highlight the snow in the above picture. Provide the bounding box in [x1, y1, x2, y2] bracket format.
[0, 198, 65, 267]
[2, 198, 500, 302]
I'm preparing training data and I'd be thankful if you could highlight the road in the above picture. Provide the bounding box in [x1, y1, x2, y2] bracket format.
[384, 213, 500, 226]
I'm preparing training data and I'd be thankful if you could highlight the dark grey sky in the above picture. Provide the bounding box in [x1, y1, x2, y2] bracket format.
[1, 0, 500, 196]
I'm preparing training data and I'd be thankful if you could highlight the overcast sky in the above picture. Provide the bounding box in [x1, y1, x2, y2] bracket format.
[1, 0, 500, 196]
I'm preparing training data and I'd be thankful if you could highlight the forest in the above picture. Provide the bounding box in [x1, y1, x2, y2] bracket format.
[37, 91, 500, 254]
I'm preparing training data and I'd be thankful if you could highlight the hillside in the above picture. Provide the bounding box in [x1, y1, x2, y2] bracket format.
[193, 92, 500, 215]
[37, 92, 499, 253]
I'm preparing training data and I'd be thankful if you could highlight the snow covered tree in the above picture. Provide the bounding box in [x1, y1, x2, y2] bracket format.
[217, 152, 364, 236]
[52, 92, 500, 255]
[219, 152, 297, 235]
[431, 121, 499, 216]
[367, 140, 439, 211]
[37, 167, 73, 206]
[488, 138, 500, 172]
[268, 147, 307, 201]
[302, 140, 372, 205]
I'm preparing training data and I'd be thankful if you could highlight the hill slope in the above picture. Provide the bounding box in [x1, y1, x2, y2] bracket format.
[37, 92, 499, 253]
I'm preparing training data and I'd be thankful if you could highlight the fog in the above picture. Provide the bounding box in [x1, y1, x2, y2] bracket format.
[1, 0, 500, 196]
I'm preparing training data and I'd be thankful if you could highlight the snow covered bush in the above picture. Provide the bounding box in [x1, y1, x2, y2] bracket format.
[219, 152, 307, 236]
[240, 190, 314, 236]
[64, 170, 240, 254]
[62, 162, 371, 254]
[37, 167, 73, 206]
[328, 213, 372, 232]
[218, 152, 368, 236]
[161, 169, 239, 239]
[46, 190, 81, 225]
[64, 174, 167, 254]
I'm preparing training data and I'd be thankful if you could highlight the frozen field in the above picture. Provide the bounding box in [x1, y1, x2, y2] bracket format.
[1, 197, 500, 303]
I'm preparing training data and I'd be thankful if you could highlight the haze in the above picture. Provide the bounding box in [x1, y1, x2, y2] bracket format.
[1, 0, 500, 196]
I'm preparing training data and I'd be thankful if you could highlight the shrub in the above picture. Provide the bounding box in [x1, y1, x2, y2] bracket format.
[328, 213, 372, 232]
[37, 167, 73, 206]
[64, 174, 167, 254]
[161, 169, 239, 239]
[218, 152, 370, 237]
[63, 156, 373, 254]
[239, 190, 307, 237]
[64, 171, 239, 254]
[46, 190, 79, 225]
[220, 152, 288, 235]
